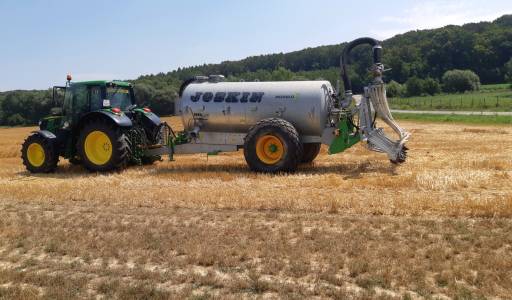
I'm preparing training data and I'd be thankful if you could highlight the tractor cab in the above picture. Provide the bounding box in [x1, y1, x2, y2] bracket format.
[50, 78, 135, 130]
[22, 75, 173, 173]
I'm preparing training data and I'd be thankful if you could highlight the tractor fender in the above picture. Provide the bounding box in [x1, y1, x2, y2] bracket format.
[77, 111, 133, 131]
[141, 111, 162, 126]
[32, 130, 57, 139]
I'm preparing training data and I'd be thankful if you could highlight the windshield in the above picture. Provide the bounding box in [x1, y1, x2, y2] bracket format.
[106, 87, 133, 110]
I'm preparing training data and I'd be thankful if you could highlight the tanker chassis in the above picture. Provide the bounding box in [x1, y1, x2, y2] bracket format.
[169, 37, 410, 173]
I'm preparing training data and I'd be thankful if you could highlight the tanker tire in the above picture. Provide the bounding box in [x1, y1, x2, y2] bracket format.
[301, 143, 321, 163]
[21, 134, 59, 173]
[244, 118, 302, 173]
[77, 118, 131, 172]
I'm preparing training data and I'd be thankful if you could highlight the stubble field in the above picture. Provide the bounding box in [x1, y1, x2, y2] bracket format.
[0, 117, 511, 299]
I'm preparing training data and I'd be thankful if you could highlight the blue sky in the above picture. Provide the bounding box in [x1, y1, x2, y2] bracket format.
[0, 0, 510, 91]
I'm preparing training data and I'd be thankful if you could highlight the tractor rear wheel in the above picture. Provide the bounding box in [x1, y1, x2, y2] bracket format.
[21, 134, 59, 173]
[301, 143, 321, 163]
[244, 118, 302, 173]
[77, 119, 130, 172]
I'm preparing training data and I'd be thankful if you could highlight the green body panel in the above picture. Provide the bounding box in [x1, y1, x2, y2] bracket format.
[41, 116, 63, 134]
[328, 114, 361, 154]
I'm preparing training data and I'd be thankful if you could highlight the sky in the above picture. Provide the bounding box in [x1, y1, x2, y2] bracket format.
[0, 0, 511, 91]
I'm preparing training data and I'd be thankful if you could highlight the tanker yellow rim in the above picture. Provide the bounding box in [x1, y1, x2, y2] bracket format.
[27, 143, 45, 167]
[256, 134, 284, 165]
[84, 131, 112, 166]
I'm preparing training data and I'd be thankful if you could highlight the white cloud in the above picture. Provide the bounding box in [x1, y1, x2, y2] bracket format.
[371, 0, 512, 39]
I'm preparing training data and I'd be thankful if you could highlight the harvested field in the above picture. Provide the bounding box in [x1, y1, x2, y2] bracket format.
[0, 117, 511, 299]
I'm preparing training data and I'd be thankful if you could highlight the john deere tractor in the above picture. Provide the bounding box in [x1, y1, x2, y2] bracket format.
[21, 76, 172, 173]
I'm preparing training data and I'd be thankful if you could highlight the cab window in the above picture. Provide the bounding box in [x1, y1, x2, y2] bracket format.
[89, 86, 102, 111]
[107, 87, 133, 111]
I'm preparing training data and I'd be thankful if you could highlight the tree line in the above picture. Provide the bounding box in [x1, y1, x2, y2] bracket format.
[1, 15, 511, 126]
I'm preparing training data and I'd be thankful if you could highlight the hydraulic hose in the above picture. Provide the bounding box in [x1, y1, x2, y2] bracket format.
[340, 37, 382, 92]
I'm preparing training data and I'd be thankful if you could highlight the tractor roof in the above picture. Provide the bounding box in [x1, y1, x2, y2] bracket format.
[71, 80, 132, 88]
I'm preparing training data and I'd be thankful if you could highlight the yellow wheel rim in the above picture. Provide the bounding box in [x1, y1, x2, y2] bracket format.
[27, 143, 45, 167]
[84, 131, 112, 166]
[256, 134, 284, 165]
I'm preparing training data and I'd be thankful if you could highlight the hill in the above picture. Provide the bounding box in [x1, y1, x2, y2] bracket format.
[1, 15, 511, 126]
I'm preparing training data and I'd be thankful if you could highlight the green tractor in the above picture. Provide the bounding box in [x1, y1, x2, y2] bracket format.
[21, 76, 173, 173]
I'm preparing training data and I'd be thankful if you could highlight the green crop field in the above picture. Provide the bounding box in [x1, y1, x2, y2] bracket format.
[394, 113, 512, 125]
[389, 84, 512, 112]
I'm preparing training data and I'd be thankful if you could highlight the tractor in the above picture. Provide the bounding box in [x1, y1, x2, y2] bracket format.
[21, 76, 172, 173]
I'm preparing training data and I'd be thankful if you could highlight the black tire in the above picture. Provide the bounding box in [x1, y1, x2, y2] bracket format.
[243, 118, 302, 173]
[77, 118, 130, 172]
[21, 134, 59, 173]
[301, 143, 321, 163]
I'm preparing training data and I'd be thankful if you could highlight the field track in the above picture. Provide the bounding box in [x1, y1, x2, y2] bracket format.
[0, 117, 511, 299]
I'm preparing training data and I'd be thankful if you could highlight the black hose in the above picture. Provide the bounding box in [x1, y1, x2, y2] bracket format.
[340, 37, 382, 92]
[178, 77, 197, 98]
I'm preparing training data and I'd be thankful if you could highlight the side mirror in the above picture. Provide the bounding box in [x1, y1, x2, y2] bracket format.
[50, 107, 63, 115]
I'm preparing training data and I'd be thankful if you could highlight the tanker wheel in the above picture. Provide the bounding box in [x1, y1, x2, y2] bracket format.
[301, 143, 321, 163]
[244, 118, 302, 173]
[77, 119, 130, 172]
[21, 134, 59, 173]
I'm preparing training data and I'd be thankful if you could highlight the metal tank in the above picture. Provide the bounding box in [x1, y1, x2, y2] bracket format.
[177, 79, 335, 139]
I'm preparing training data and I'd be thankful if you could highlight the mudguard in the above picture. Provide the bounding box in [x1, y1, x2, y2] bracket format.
[141, 111, 162, 126]
[32, 130, 57, 139]
[80, 111, 133, 128]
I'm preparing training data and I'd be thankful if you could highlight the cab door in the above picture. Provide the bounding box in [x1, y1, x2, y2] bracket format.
[63, 85, 88, 127]
[88, 86, 102, 111]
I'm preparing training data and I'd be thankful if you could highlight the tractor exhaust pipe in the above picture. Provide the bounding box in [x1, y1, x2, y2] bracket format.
[341, 37, 410, 163]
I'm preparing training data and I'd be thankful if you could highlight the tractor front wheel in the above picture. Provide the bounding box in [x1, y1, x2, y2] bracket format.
[21, 134, 59, 173]
[77, 119, 130, 172]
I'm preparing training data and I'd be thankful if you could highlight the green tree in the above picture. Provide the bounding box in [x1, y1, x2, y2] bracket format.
[505, 58, 512, 82]
[386, 80, 405, 97]
[271, 67, 294, 81]
[442, 69, 480, 93]
[423, 77, 441, 95]
[405, 77, 424, 96]
[7, 113, 25, 126]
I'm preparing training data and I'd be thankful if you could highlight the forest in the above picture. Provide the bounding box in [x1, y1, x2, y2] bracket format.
[1, 15, 511, 126]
